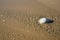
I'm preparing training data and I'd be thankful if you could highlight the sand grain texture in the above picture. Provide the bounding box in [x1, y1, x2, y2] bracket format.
[0, 0, 60, 40]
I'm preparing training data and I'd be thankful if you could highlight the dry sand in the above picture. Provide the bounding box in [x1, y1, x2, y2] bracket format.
[0, 0, 60, 40]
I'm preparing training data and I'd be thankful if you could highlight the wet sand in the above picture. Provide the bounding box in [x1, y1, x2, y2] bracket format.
[0, 0, 60, 40]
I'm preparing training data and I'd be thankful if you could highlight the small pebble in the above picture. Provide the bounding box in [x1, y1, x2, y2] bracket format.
[38, 17, 54, 24]
[38, 18, 47, 24]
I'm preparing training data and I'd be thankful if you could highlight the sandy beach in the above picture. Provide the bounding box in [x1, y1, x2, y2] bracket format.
[0, 0, 60, 40]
